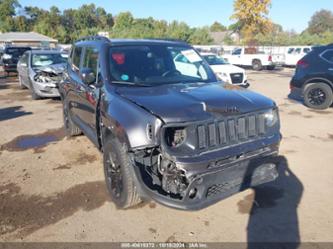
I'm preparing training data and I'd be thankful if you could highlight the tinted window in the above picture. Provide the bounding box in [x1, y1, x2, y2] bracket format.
[5, 47, 30, 56]
[72, 46, 82, 68]
[288, 48, 294, 54]
[322, 50, 333, 63]
[303, 48, 311, 53]
[82, 47, 99, 75]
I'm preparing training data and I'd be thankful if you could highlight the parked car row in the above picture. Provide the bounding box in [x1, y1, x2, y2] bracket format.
[6, 36, 332, 211]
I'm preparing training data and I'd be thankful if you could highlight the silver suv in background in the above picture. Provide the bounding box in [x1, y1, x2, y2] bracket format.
[17, 50, 67, 99]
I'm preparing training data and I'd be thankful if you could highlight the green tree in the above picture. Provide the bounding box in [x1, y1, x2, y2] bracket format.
[308, 9, 333, 35]
[0, 0, 20, 31]
[210, 21, 226, 32]
[189, 27, 213, 44]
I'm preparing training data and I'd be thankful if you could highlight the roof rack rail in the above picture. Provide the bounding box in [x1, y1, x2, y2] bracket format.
[146, 37, 188, 43]
[76, 35, 110, 43]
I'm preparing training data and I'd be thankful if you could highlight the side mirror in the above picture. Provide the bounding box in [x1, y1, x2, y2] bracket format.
[80, 68, 96, 85]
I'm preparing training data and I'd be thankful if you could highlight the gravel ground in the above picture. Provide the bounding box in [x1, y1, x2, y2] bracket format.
[0, 68, 332, 243]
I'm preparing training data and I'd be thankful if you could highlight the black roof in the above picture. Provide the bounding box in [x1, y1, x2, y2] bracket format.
[75, 36, 189, 47]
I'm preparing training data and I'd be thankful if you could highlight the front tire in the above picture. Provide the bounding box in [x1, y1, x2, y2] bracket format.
[29, 81, 41, 100]
[103, 137, 141, 209]
[304, 83, 333, 110]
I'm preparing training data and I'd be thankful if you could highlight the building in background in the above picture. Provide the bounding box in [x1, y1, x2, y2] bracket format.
[0, 32, 58, 48]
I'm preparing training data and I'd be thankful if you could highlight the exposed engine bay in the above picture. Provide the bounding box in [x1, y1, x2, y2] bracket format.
[33, 64, 66, 84]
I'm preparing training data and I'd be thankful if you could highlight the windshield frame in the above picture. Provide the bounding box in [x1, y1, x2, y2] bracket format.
[108, 44, 217, 87]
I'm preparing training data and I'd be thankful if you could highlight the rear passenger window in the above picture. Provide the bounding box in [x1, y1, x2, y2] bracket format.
[72, 46, 82, 69]
[322, 50, 333, 63]
[303, 48, 311, 54]
[82, 47, 99, 75]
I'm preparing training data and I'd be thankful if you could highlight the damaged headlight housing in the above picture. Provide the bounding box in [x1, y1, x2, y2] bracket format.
[165, 127, 187, 148]
[264, 109, 279, 127]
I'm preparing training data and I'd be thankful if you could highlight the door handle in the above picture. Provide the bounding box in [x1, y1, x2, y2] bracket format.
[328, 68, 333, 71]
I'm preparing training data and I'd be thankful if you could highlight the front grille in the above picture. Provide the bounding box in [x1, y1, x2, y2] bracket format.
[230, 73, 244, 84]
[197, 114, 266, 150]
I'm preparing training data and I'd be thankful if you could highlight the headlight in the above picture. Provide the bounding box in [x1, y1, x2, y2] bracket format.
[165, 127, 186, 148]
[2, 53, 12, 59]
[264, 109, 279, 127]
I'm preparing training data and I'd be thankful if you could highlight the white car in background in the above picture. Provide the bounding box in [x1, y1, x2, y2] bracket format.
[284, 46, 312, 67]
[201, 53, 249, 88]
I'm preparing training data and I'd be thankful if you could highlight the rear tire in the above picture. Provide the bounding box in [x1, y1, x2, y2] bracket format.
[304, 83, 333, 110]
[62, 100, 81, 137]
[103, 137, 141, 209]
[252, 60, 263, 71]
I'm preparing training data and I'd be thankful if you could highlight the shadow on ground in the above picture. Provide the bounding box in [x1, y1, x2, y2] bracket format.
[0, 106, 32, 122]
[245, 156, 303, 249]
[0, 181, 110, 238]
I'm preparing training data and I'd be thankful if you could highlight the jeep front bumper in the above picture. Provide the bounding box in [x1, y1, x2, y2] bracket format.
[132, 137, 280, 210]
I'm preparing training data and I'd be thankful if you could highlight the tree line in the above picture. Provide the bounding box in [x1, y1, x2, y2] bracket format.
[0, 0, 333, 46]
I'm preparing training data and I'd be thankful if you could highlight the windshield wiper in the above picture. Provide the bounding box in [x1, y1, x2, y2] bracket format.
[111, 81, 151, 87]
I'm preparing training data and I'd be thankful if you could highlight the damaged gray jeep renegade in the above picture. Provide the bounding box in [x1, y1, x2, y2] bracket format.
[59, 36, 281, 210]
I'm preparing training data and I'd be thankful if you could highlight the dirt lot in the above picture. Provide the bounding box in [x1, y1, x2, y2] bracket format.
[0, 68, 333, 243]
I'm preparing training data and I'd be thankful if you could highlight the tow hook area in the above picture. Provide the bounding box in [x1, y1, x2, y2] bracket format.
[158, 155, 189, 196]
[132, 149, 190, 199]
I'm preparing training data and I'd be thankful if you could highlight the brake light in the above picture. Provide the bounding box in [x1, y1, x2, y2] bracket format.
[297, 59, 309, 68]
[268, 55, 272, 61]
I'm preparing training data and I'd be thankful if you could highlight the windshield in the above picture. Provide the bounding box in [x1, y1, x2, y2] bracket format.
[109, 45, 216, 86]
[32, 53, 67, 68]
[203, 55, 229, 65]
[5, 48, 30, 56]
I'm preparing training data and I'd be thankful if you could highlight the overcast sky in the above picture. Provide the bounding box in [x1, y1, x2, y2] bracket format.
[19, 0, 333, 33]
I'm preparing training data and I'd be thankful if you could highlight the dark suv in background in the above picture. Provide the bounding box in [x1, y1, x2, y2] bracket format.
[1, 46, 31, 75]
[59, 36, 281, 210]
[290, 44, 333, 109]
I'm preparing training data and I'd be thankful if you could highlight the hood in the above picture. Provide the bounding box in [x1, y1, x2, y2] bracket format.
[116, 82, 275, 123]
[34, 63, 66, 75]
[210, 64, 245, 74]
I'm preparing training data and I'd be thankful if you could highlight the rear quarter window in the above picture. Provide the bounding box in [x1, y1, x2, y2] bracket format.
[321, 50, 333, 63]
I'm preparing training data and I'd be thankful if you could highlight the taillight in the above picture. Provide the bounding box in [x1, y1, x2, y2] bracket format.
[297, 59, 309, 68]
[268, 55, 272, 61]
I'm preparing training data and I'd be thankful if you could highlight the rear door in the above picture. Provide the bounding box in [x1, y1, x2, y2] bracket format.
[320, 49, 333, 83]
[67, 45, 85, 131]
